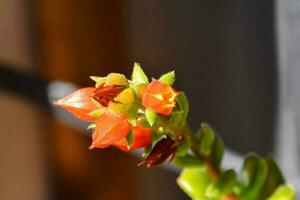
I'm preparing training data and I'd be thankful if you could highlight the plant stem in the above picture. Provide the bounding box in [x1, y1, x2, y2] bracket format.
[181, 124, 238, 200]
[182, 125, 220, 181]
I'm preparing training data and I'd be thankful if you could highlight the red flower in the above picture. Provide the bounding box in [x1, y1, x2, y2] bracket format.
[142, 79, 178, 115]
[114, 123, 152, 152]
[53, 84, 125, 122]
[54, 85, 151, 151]
[53, 87, 98, 122]
[90, 113, 152, 150]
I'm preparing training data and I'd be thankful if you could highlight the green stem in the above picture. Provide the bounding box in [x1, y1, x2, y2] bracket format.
[182, 124, 220, 181]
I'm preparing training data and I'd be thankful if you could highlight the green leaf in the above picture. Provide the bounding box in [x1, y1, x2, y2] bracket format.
[126, 131, 134, 148]
[177, 167, 211, 199]
[131, 63, 149, 84]
[257, 157, 285, 200]
[216, 169, 236, 195]
[198, 123, 216, 156]
[145, 108, 157, 126]
[159, 71, 175, 85]
[87, 123, 96, 129]
[239, 154, 268, 200]
[205, 170, 236, 199]
[211, 134, 224, 168]
[88, 108, 105, 118]
[173, 154, 203, 168]
[266, 185, 295, 200]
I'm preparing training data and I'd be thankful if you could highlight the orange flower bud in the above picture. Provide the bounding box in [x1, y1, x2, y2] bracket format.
[142, 79, 178, 115]
[53, 87, 98, 122]
[114, 123, 152, 152]
[89, 111, 131, 149]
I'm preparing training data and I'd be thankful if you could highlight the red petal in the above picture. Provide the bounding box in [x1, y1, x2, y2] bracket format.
[89, 112, 131, 149]
[114, 123, 152, 151]
[53, 87, 98, 122]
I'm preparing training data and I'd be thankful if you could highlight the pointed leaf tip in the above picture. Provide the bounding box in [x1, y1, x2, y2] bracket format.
[159, 71, 175, 85]
[132, 63, 149, 84]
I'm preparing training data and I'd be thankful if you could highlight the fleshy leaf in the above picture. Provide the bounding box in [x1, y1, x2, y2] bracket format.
[239, 154, 268, 200]
[266, 185, 295, 200]
[257, 157, 285, 200]
[205, 170, 236, 199]
[177, 167, 211, 199]
[198, 123, 216, 156]
[159, 71, 175, 85]
[211, 134, 224, 168]
[216, 169, 236, 196]
[145, 108, 157, 126]
[132, 63, 149, 84]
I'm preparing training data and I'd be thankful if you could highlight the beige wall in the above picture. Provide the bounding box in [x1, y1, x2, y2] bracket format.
[0, 0, 47, 199]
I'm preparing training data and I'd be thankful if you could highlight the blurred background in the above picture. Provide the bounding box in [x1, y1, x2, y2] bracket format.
[0, 0, 299, 199]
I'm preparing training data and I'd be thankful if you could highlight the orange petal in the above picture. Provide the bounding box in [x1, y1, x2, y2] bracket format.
[53, 87, 98, 122]
[142, 79, 178, 115]
[114, 123, 152, 151]
[89, 112, 131, 149]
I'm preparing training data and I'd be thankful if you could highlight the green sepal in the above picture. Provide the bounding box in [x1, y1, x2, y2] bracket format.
[126, 131, 134, 148]
[105, 73, 128, 86]
[131, 63, 149, 84]
[239, 154, 268, 200]
[257, 157, 285, 200]
[173, 154, 203, 168]
[142, 134, 165, 157]
[87, 123, 96, 129]
[143, 145, 152, 157]
[176, 92, 189, 121]
[266, 185, 295, 200]
[169, 110, 185, 125]
[128, 118, 137, 127]
[176, 134, 192, 156]
[90, 76, 105, 87]
[88, 108, 105, 118]
[159, 71, 175, 85]
[177, 167, 211, 200]
[145, 108, 157, 126]
[169, 92, 189, 125]
[139, 116, 151, 128]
